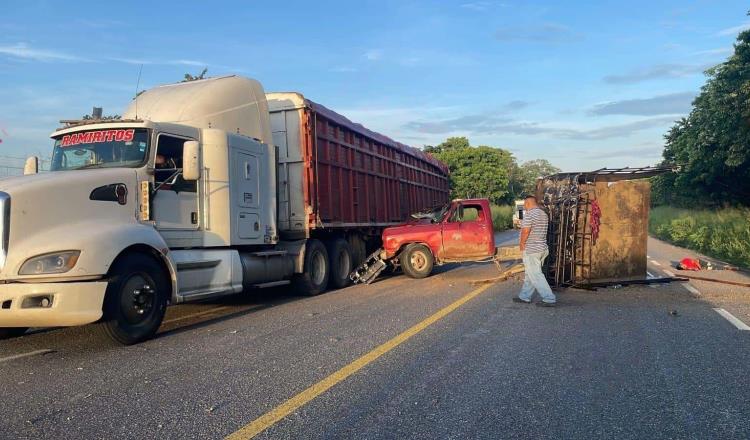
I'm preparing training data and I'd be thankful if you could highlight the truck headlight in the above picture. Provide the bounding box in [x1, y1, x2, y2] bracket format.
[19, 251, 80, 275]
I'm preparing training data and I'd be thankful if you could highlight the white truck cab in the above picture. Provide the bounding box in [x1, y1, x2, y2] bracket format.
[0, 76, 292, 344]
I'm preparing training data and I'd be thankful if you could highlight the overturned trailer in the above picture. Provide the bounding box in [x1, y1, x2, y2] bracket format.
[536, 167, 673, 288]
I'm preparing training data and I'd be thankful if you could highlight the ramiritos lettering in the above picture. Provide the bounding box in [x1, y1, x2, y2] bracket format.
[61, 129, 135, 147]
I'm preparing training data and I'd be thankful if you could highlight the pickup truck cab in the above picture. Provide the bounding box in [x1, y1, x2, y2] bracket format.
[382, 198, 495, 278]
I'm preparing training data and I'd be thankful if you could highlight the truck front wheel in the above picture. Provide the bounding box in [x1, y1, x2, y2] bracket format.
[97, 253, 169, 345]
[400, 244, 434, 279]
[293, 239, 330, 296]
[0, 327, 28, 339]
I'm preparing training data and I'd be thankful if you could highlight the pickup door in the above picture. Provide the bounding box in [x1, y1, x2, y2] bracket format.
[441, 202, 494, 260]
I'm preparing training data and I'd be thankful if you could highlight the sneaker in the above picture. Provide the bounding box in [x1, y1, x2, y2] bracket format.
[512, 297, 532, 304]
[536, 301, 556, 307]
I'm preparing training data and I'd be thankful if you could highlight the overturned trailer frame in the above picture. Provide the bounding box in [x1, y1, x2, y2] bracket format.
[536, 166, 673, 288]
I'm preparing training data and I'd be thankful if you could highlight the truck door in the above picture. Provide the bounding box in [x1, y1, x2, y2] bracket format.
[152, 134, 199, 231]
[441, 203, 492, 260]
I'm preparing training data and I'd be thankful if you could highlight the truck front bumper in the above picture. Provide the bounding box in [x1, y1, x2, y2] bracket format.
[0, 281, 108, 327]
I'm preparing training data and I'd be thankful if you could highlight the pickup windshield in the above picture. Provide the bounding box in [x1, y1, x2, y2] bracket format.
[411, 202, 451, 223]
[50, 128, 149, 171]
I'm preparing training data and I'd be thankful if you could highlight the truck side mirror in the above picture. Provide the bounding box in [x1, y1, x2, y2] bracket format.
[182, 141, 201, 181]
[23, 156, 39, 175]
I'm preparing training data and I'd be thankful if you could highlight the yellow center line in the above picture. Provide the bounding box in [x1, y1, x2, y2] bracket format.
[225, 282, 496, 440]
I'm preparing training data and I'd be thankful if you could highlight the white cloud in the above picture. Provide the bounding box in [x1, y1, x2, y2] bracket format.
[364, 49, 383, 61]
[716, 23, 750, 37]
[171, 59, 207, 67]
[461, 2, 493, 11]
[0, 43, 90, 62]
[692, 47, 733, 56]
[496, 23, 582, 43]
[108, 57, 154, 65]
[589, 92, 695, 116]
[330, 66, 358, 73]
[603, 63, 711, 84]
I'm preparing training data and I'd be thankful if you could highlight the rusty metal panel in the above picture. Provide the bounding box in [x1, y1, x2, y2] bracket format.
[538, 170, 658, 287]
[588, 180, 650, 283]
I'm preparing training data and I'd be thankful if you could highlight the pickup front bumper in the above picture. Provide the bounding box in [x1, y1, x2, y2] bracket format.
[0, 281, 108, 327]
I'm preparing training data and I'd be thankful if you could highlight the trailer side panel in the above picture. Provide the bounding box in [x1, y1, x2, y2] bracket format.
[267, 93, 449, 238]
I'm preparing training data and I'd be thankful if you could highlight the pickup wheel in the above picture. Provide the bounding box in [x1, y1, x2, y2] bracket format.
[0, 327, 28, 339]
[97, 253, 169, 345]
[401, 244, 434, 279]
[293, 239, 330, 296]
[327, 238, 353, 289]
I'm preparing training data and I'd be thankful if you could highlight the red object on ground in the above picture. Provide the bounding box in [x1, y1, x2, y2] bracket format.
[590, 199, 602, 245]
[677, 258, 702, 271]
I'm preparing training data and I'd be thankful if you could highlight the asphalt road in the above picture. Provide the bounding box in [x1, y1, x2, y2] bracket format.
[1, 231, 748, 439]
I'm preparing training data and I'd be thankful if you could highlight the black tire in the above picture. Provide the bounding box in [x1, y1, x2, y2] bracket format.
[292, 239, 330, 296]
[0, 327, 28, 339]
[327, 238, 353, 289]
[400, 244, 434, 279]
[97, 253, 169, 345]
[347, 234, 367, 268]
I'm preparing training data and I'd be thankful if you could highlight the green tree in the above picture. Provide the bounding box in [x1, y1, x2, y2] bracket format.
[82, 114, 121, 120]
[509, 159, 561, 199]
[653, 10, 750, 206]
[182, 68, 208, 82]
[426, 137, 514, 204]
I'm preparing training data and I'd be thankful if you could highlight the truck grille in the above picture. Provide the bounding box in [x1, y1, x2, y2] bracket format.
[0, 192, 10, 271]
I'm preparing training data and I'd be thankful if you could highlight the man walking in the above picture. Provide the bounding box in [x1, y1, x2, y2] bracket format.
[513, 195, 556, 307]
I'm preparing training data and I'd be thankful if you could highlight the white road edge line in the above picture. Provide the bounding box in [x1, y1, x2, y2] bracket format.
[713, 308, 750, 331]
[651, 261, 662, 266]
[683, 284, 701, 296]
[663, 269, 676, 277]
[0, 349, 53, 363]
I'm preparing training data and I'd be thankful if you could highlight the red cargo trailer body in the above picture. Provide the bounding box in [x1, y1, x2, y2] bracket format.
[267, 92, 450, 242]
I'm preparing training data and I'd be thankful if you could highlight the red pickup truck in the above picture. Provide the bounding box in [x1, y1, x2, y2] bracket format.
[351, 198, 496, 283]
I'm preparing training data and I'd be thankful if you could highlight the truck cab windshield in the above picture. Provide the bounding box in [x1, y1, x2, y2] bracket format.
[50, 128, 149, 171]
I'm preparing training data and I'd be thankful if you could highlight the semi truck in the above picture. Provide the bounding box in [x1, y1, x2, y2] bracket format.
[0, 75, 449, 344]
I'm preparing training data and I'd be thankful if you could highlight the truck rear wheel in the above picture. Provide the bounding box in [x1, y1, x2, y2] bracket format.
[327, 238, 353, 289]
[0, 327, 28, 339]
[293, 239, 330, 296]
[401, 244, 434, 279]
[97, 253, 169, 345]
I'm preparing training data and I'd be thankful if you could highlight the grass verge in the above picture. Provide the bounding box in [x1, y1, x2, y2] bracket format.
[649, 205, 750, 268]
[491, 205, 514, 231]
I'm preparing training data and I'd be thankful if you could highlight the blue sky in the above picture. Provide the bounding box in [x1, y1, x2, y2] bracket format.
[0, 0, 748, 171]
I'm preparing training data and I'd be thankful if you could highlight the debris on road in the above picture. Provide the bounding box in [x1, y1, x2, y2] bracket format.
[677, 274, 750, 288]
[677, 258, 702, 271]
[350, 249, 389, 285]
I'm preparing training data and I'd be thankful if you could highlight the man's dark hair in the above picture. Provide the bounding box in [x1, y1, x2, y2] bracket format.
[524, 194, 537, 201]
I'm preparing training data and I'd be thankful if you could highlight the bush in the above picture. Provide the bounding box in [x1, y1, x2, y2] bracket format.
[649, 206, 750, 268]
[491, 205, 514, 231]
